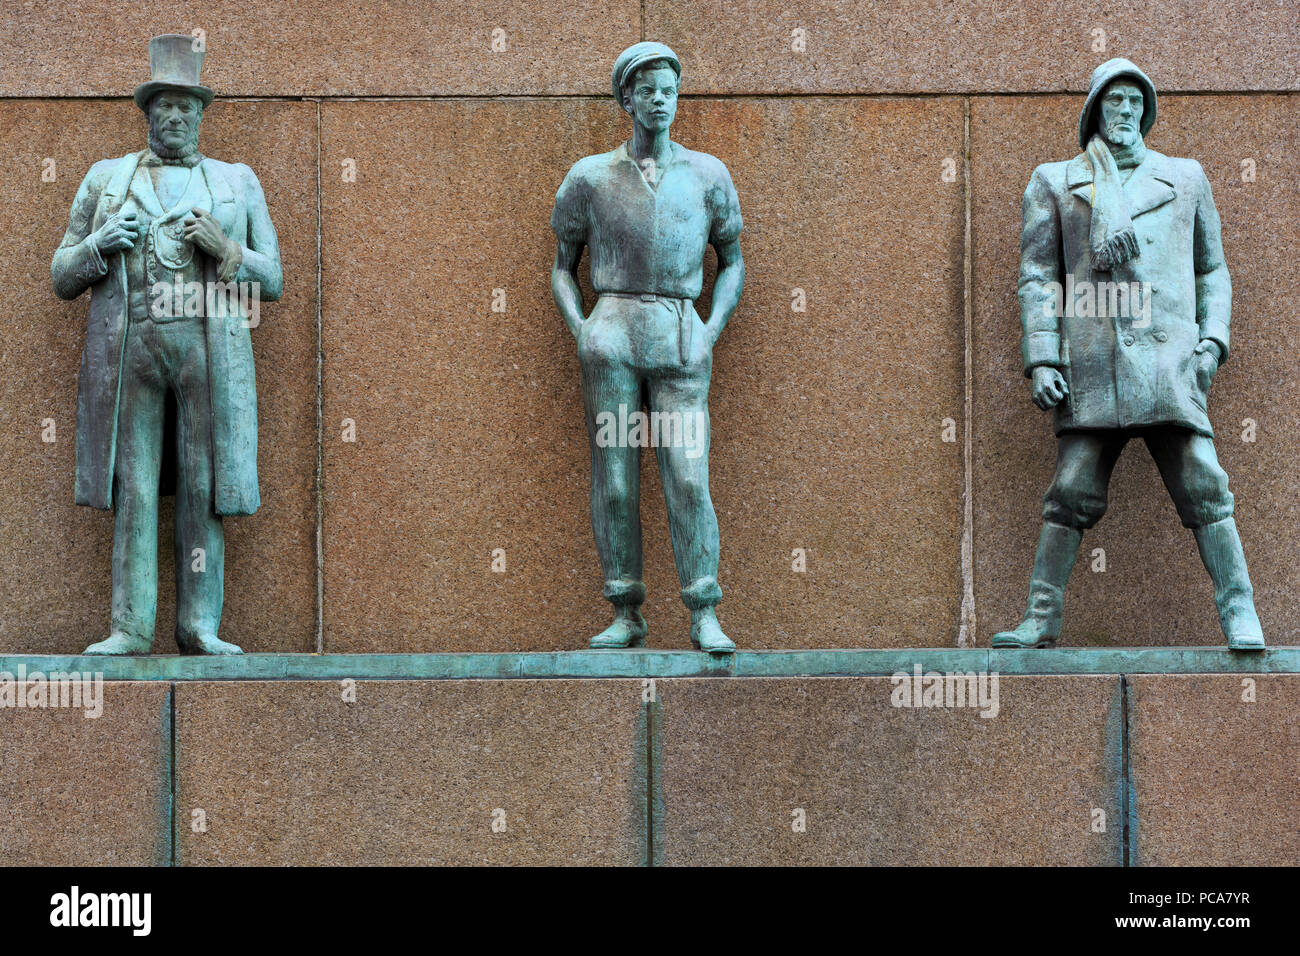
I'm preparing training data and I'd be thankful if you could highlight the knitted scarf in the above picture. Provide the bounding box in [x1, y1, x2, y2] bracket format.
[1085, 134, 1140, 271]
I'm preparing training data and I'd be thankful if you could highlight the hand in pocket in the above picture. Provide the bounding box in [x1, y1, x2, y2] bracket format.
[1194, 341, 1220, 393]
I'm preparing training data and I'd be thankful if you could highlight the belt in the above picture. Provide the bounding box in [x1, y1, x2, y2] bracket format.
[600, 292, 693, 365]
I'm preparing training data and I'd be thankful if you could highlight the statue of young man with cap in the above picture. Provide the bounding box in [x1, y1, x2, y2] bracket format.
[551, 42, 744, 653]
[52, 35, 282, 655]
[994, 57, 1264, 650]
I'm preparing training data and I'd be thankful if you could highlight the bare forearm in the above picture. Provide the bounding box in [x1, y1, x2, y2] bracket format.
[551, 267, 586, 338]
[706, 257, 744, 340]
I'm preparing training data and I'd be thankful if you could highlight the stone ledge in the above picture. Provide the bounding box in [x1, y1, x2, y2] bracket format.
[0, 646, 1295, 680]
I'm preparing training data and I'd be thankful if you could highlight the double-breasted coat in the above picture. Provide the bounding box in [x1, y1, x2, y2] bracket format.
[1018, 148, 1231, 438]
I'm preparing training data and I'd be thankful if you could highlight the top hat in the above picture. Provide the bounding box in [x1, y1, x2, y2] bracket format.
[611, 41, 681, 103]
[1077, 58, 1156, 149]
[133, 34, 214, 111]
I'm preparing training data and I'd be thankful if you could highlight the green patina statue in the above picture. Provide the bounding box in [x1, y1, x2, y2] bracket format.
[52, 35, 282, 655]
[551, 42, 744, 654]
[994, 58, 1264, 651]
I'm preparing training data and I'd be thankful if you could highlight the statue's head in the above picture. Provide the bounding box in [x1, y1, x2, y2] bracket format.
[1078, 58, 1157, 150]
[612, 42, 681, 132]
[622, 60, 679, 131]
[1097, 80, 1144, 147]
[147, 90, 204, 159]
[133, 34, 214, 159]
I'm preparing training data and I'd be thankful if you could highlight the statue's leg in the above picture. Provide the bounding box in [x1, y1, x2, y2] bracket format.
[86, 329, 164, 655]
[169, 321, 239, 655]
[647, 310, 731, 654]
[580, 299, 647, 648]
[1146, 429, 1263, 650]
[992, 431, 1123, 648]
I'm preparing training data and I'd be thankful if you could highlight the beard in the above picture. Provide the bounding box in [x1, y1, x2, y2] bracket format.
[148, 122, 201, 161]
[1102, 119, 1140, 148]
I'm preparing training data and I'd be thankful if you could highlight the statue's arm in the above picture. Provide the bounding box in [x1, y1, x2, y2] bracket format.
[233, 166, 282, 301]
[1017, 167, 1064, 377]
[550, 166, 588, 340]
[51, 165, 109, 301]
[1192, 165, 1231, 362]
[551, 238, 586, 340]
[704, 237, 743, 347]
[703, 162, 744, 346]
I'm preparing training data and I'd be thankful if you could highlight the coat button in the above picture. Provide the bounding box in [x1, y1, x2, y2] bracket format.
[1122, 335, 1135, 346]
[1154, 331, 1168, 342]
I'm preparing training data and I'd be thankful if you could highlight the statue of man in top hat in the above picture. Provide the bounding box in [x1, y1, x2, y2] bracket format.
[994, 57, 1263, 650]
[52, 34, 282, 655]
[550, 42, 744, 653]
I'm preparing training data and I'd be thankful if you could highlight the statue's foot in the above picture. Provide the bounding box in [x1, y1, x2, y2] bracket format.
[82, 632, 153, 655]
[690, 609, 735, 655]
[589, 610, 647, 649]
[990, 622, 1057, 649]
[177, 633, 244, 655]
[1226, 632, 1266, 652]
[1219, 596, 1264, 652]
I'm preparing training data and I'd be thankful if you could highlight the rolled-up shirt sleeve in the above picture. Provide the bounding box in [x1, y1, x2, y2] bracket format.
[708, 165, 742, 246]
[550, 166, 588, 244]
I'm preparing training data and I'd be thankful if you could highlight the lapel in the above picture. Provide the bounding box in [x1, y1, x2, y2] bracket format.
[200, 159, 239, 235]
[1067, 148, 1177, 218]
[128, 165, 164, 217]
[101, 151, 145, 222]
[130, 161, 211, 221]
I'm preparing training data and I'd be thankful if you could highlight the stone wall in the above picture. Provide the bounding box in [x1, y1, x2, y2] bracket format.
[2, 2, 1298, 653]
[3, 668, 1296, 865]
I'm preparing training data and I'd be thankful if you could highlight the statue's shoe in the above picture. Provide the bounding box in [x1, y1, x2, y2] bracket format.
[177, 633, 244, 655]
[589, 615, 647, 649]
[82, 633, 153, 655]
[990, 624, 1057, 649]
[690, 615, 735, 655]
[1218, 594, 1264, 652]
[1226, 632, 1266, 652]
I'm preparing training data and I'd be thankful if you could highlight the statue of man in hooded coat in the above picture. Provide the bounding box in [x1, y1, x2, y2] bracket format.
[994, 58, 1264, 651]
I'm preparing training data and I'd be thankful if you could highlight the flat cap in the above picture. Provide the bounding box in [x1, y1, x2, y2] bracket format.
[612, 41, 681, 102]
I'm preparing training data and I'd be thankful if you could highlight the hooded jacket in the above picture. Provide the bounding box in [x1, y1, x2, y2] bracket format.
[1018, 62, 1231, 437]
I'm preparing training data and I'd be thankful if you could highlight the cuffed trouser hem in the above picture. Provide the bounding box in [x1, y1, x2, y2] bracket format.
[603, 579, 646, 606]
[1041, 501, 1105, 531]
[681, 576, 722, 611]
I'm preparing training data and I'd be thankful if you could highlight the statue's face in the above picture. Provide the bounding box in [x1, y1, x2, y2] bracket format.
[148, 91, 203, 152]
[1098, 80, 1144, 147]
[623, 64, 678, 132]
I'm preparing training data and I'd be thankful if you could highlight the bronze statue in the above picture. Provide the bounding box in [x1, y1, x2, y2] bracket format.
[52, 35, 282, 655]
[995, 58, 1264, 651]
[550, 42, 744, 653]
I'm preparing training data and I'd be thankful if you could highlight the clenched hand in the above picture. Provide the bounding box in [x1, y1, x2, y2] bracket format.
[183, 207, 233, 259]
[92, 210, 140, 254]
[1193, 339, 1221, 392]
[1032, 366, 1069, 410]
